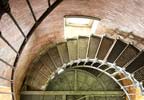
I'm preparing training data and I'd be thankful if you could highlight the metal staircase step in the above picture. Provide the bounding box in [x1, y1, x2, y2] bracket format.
[78, 36, 89, 59]
[40, 53, 57, 72]
[78, 61, 85, 65]
[48, 46, 63, 68]
[87, 35, 101, 59]
[115, 44, 139, 67]
[99, 65, 109, 70]
[25, 63, 40, 87]
[106, 69, 116, 74]
[134, 66, 144, 82]
[26, 61, 48, 90]
[31, 72, 48, 89]
[107, 39, 127, 63]
[85, 61, 93, 65]
[126, 51, 144, 73]
[96, 36, 114, 60]
[67, 38, 78, 60]
[39, 60, 52, 77]
[57, 42, 69, 64]
[92, 62, 101, 67]
[23, 34, 143, 93]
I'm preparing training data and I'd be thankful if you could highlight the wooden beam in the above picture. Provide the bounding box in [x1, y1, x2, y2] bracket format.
[21, 91, 124, 96]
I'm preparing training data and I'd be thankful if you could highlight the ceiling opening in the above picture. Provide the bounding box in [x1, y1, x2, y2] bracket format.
[64, 15, 101, 39]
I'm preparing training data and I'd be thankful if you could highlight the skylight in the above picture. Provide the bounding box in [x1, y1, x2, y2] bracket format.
[64, 16, 101, 39]
[65, 18, 93, 27]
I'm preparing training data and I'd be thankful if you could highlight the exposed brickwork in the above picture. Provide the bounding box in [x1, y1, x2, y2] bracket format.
[0, 0, 144, 100]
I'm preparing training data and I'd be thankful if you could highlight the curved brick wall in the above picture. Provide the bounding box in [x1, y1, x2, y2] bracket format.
[0, 0, 144, 100]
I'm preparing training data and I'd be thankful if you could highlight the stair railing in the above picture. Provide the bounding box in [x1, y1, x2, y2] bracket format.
[0, 0, 63, 100]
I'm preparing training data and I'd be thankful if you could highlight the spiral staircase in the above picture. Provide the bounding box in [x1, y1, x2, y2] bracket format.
[19, 35, 144, 100]
[0, 0, 144, 100]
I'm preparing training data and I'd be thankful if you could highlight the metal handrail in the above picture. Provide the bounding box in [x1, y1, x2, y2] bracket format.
[59, 59, 139, 100]
[0, 0, 63, 100]
[0, 0, 144, 100]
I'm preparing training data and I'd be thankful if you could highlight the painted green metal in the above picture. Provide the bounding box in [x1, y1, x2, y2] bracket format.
[21, 91, 124, 96]
[74, 70, 78, 91]
[21, 69, 125, 100]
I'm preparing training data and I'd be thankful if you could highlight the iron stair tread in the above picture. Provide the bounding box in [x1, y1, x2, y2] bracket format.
[134, 66, 144, 82]
[115, 44, 140, 67]
[87, 35, 101, 59]
[96, 36, 115, 60]
[40, 53, 57, 72]
[85, 61, 93, 65]
[107, 39, 127, 63]
[27, 74, 48, 90]
[39, 54, 55, 75]
[39, 60, 52, 77]
[23, 35, 144, 93]
[78, 36, 89, 59]
[47, 46, 63, 68]
[31, 73, 48, 89]
[78, 61, 85, 65]
[26, 60, 51, 90]
[92, 62, 101, 67]
[99, 65, 109, 70]
[57, 42, 69, 64]
[106, 69, 116, 74]
[25, 62, 42, 86]
[126, 51, 144, 73]
[67, 38, 78, 60]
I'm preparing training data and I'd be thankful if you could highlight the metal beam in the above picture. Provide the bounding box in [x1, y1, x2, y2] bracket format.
[21, 91, 124, 96]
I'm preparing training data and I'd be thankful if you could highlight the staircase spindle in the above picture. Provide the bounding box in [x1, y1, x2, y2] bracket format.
[26, 0, 37, 22]
[0, 32, 18, 54]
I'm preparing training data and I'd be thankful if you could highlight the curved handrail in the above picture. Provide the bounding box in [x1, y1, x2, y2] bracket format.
[0, 0, 144, 100]
[56, 59, 140, 100]
[0, 0, 63, 100]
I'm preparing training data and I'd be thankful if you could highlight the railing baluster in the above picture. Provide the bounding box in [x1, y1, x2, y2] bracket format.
[0, 32, 18, 54]
[0, 76, 13, 82]
[0, 58, 15, 69]
[1, 1, 64, 100]
[26, 0, 37, 22]
[118, 77, 129, 81]
[112, 71, 120, 76]
[7, 12, 26, 38]
[48, 0, 51, 7]
[123, 84, 134, 88]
